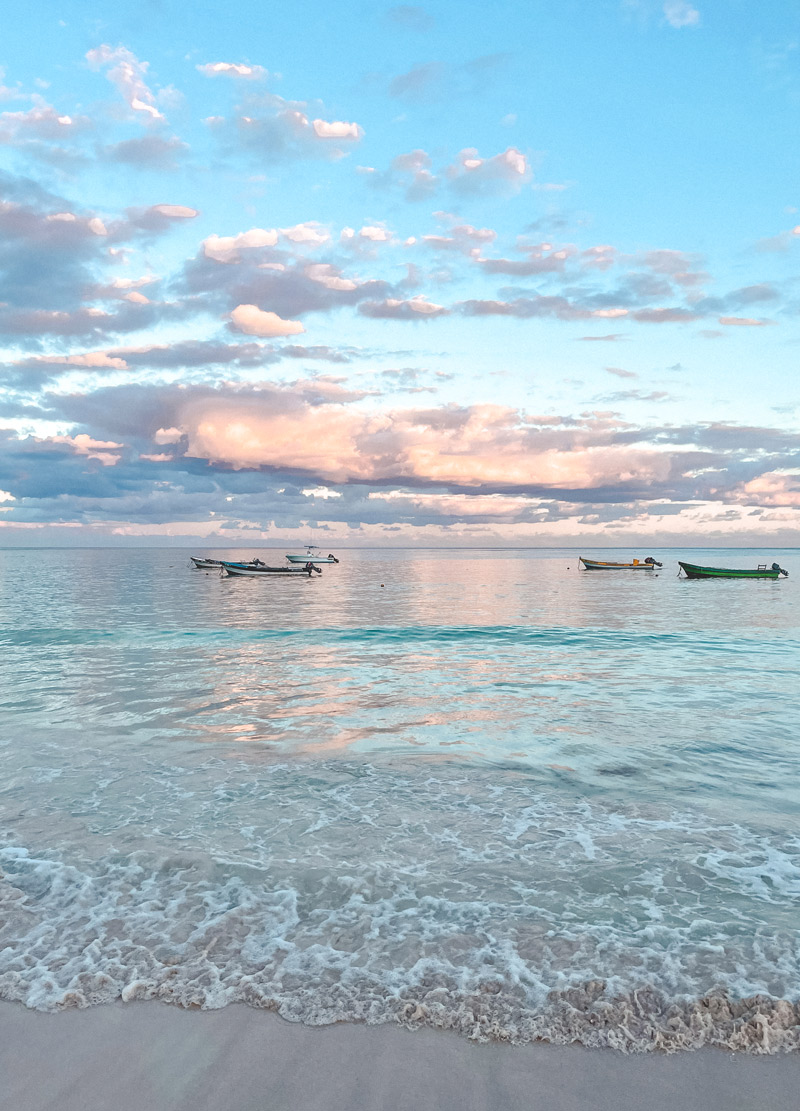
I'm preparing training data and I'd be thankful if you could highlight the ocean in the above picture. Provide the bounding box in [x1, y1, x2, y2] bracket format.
[1, 547, 799, 1052]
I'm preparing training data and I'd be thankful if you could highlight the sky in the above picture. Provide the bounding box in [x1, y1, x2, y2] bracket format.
[0, 0, 799, 547]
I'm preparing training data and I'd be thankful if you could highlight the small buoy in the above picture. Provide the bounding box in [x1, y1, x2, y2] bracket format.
[380, 584, 384, 588]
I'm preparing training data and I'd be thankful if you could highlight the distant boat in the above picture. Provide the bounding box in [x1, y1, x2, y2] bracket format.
[222, 561, 321, 577]
[679, 561, 788, 580]
[285, 545, 339, 564]
[580, 557, 662, 570]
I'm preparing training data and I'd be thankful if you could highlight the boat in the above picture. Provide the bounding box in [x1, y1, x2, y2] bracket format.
[286, 544, 339, 565]
[579, 556, 662, 570]
[221, 560, 322, 577]
[678, 561, 788, 580]
[190, 556, 270, 569]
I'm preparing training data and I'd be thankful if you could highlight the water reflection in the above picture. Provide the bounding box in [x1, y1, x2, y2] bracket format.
[0, 547, 797, 826]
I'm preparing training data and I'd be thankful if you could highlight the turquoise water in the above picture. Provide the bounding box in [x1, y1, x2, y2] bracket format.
[1, 548, 799, 1051]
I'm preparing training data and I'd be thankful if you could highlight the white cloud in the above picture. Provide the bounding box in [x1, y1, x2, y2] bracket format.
[86, 44, 165, 121]
[196, 62, 267, 80]
[663, 2, 700, 28]
[302, 486, 342, 498]
[312, 119, 361, 139]
[280, 222, 330, 245]
[359, 225, 392, 242]
[46, 433, 123, 465]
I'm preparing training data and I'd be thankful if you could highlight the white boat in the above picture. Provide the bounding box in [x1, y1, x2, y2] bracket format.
[285, 545, 339, 564]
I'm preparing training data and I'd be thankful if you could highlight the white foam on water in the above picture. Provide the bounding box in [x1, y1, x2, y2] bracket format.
[2, 761, 799, 1053]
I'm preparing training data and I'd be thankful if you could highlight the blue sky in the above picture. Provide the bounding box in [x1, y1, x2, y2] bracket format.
[0, 0, 798, 545]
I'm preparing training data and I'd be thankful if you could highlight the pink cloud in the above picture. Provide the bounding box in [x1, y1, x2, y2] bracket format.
[153, 427, 184, 444]
[0, 103, 91, 141]
[203, 227, 279, 262]
[232, 96, 364, 160]
[311, 119, 361, 139]
[305, 264, 357, 291]
[460, 297, 632, 321]
[733, 472, 800, 507]
[447, 147, 530, 194]
[150, 204, 197, 219]
[630, 307, 701, 323]
[18, 351, 128, 369]
[582, 245, 617, 271]
[174, 391, 674, 488]
[229, 304, 305, 336]
[359, 295, 448, 319]
[388, 149, 438, 200]
[424, 223, 496, 254]
[718, 316, 774, 327]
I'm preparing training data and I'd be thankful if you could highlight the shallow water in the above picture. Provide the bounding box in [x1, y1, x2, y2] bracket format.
[1, 547, 799, 1051]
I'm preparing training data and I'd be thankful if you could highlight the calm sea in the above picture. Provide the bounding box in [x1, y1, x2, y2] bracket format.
[1, 547, 799, 1051]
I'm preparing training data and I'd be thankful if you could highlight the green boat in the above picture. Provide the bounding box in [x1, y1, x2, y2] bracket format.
[678, 561, 788, 580]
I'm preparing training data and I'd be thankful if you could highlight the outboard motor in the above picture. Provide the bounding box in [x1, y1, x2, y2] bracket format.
[772, 562, 789, 577]
[644, 556, 663, 567]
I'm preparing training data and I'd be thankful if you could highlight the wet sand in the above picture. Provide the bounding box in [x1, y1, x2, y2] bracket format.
[2, 1001, 799, 1111]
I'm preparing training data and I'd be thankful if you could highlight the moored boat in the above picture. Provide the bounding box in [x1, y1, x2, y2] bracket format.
[222, 560, 321, 577]
[580, 556, 662, 570]
[286, 545, 339, 564]
[678, 561, 788, 580]
[191, 556, 270, 569]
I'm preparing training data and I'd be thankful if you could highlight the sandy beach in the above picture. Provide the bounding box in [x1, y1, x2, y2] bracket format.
[2, 1001, 799, 1111]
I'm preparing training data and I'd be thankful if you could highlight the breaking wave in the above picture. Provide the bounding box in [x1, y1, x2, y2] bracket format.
[2, 762, 799, 1053]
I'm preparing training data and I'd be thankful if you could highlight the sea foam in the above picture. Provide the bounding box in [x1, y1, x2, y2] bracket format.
[2, 762, 799, 1053]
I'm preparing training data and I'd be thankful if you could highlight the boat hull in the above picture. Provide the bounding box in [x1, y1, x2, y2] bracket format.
[190, 557, 225, 568]
[223, 563, 318, 577]
[286, 554, 339, 564]
[579, 557, 656, 570]
[679, 561, 784, 580]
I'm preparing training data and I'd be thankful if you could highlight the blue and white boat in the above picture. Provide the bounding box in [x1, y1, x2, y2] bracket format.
[285, 545, 339, 564]
[222, 560, 321, 577]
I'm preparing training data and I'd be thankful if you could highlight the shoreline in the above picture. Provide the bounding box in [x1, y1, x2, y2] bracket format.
[3, 1001, 800, 1111]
